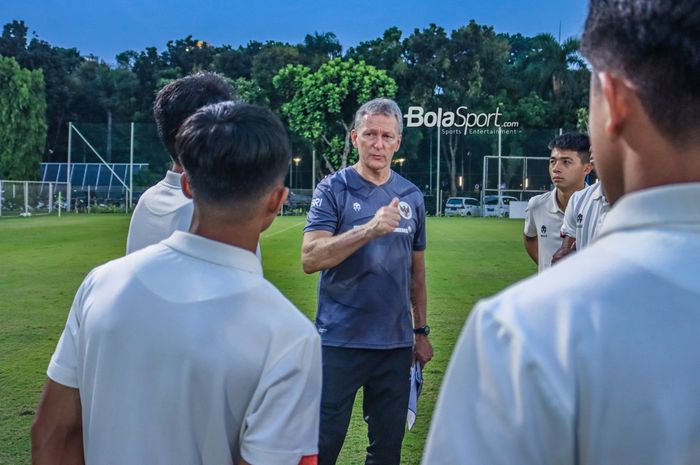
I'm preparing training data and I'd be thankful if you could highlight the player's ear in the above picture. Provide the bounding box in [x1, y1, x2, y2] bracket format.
[180, 172, 193, 199]
[351, 129, 359, 148]
[265, 185, 288, 215]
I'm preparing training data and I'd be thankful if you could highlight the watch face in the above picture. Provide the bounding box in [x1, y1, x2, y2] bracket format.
[415, 325, 430, 335]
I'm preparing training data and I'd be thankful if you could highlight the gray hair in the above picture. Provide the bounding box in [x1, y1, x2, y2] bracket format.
[353, 98, 403, 135]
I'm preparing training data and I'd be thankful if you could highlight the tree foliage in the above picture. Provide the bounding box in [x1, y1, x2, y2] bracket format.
[275, 58, 397, 172]
[1, 19, 591, 189]
[0, 55, 47, 180]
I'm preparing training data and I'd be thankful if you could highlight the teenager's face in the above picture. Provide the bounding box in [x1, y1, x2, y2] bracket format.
[549, 148, 590, 191]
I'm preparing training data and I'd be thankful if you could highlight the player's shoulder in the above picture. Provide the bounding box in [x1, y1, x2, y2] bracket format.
[316, 168, 352, 193]
[255, 280, 320, 337]
[527, 191, 551, 209]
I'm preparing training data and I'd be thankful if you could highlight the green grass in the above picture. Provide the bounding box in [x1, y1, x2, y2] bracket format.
[0, 214, 535, 465]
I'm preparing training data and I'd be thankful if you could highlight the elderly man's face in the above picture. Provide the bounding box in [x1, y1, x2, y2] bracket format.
[352, 114, 402, 174]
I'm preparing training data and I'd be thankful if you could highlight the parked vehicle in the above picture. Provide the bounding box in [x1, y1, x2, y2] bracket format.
[482, 195, 518, 217]
[444, 197, 481, 217]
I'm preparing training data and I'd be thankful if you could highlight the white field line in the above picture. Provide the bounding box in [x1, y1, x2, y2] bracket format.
[261, 221, 305, 239]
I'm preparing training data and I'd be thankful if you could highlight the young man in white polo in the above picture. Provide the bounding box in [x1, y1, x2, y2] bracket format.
[423, 0, 700, 463]
[32, 102, 322, 465]
[523, 133, 591, 271]
[126, 72, 232, 255]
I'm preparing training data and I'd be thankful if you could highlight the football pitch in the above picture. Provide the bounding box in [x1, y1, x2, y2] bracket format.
[0, 214, 534, 465]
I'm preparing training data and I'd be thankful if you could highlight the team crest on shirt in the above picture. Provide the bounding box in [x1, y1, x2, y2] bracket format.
[399, 201, 412, 220]
[577, 213, 584, 225]
[353, 202, 361, 212]
[540, 225, 547, 237]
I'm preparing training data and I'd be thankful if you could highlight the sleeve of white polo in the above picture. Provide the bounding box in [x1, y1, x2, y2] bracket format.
[46, 277, 91, 389]
[422, 300, 574, 465]
[524, 198, 537, 237]
[239, 332, 322, 465]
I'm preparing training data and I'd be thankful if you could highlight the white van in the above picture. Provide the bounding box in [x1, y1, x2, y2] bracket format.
[482, 195, 518, 217]
[444, 197, 481, 217]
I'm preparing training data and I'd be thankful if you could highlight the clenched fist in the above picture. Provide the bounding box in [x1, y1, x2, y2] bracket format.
[366, 197, 401, 238]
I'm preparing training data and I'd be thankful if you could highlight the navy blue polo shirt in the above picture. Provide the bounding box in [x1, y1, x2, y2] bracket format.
[304, 167, 426, 349]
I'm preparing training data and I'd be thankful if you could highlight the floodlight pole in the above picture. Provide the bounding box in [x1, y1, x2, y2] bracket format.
[311, 149, 316, 191]
[67, 122, 72, 210]
[435, 123, 441, 216]
[129, 122, 134, 212]
[498, 126, 503, 214]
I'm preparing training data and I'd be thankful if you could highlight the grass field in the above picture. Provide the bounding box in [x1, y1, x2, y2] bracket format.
[0, 213, 535, 465]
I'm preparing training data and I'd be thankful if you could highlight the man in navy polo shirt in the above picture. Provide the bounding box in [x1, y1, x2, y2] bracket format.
[302, 98, 433, 465]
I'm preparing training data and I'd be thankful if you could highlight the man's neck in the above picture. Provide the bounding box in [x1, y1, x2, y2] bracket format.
[353, 163, 391, 186]
[171, 162, 184, 174]
[189, 209, 260, 254]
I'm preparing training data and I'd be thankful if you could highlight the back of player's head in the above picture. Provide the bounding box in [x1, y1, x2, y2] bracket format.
[153, 72, 234, 161]
[354, 98, 403, 135]
[176, 101, 291, 209]
[581, 0, 700, 145]
[548, 133, 591, 164]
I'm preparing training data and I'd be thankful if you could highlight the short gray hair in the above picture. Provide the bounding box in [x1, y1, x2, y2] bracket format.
[353, 98, 403, 135]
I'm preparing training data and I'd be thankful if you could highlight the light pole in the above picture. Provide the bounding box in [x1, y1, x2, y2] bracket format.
[293, 156, 302, 190]
[393, 157, 406, 176]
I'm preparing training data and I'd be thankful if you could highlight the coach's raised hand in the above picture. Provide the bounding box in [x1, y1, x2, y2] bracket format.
[367, 197, 401, 238]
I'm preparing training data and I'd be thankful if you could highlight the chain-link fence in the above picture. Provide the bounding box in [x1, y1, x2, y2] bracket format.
[0, 181, 68, 217]
[20, 123, 577, 217]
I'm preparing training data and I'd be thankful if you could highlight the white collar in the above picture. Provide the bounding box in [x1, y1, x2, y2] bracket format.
[162, 170, 183, 189]
[162, 231, 263, 276]
[548, 188, 564, 214]
[598, 183, 700, 238]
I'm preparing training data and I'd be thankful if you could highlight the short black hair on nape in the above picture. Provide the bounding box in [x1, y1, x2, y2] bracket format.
[581, 0, 700, 144]
[175, 101, 291, 207]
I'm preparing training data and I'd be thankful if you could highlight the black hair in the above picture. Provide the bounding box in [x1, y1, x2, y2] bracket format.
[581, 0, 700, 143]
[153, 72, 233, 161]
[175, 102, 291, 206]
[548, 132, 591, 163]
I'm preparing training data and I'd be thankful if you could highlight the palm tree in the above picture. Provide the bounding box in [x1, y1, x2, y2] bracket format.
[525, 33, 585, 97]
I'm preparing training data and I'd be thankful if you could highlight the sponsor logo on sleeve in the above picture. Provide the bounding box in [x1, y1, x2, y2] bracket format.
[311, 197, 323, 208]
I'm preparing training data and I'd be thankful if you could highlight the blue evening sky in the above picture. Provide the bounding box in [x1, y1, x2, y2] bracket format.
[2, 0, 588, 63]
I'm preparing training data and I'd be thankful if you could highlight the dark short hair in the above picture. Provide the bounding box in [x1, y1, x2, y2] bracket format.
[548, 132, 591, 164]
[153, 72, 233, 161]
[581, 0, 700, 144]
[175, 102, 291, 206]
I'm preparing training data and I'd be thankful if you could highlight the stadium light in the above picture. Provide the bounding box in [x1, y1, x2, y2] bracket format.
[292, 156, 302, 190]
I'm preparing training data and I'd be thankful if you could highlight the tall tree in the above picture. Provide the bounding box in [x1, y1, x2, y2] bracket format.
[524, 34, 585, 98]
[0, 55, 47, 180]
[298, 32, 342, 70]
[275, 58, 397, 173]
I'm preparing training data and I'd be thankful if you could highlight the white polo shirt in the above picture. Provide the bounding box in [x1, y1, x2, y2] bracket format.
[48, 231, 321, 465]
[523, 189, 564, 271]
[423, 183, 700, 465]
[126, 171, 193, 255]
[126, 170, 262, 260]
[560, 181, 610, 250]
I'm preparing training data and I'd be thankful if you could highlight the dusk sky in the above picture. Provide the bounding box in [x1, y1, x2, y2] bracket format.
[2, 0, 588, 63]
